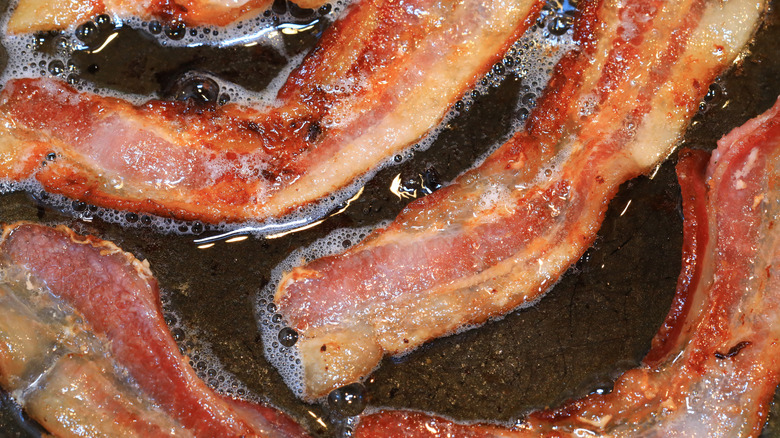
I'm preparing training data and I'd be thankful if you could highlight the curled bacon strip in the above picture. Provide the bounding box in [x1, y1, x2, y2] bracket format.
[354, 95, 780, 437]
[0, 0, 542, 223]
[0, 223, 308, 437]
[6, 0, 329, 33]
[273, 0, 768, 399]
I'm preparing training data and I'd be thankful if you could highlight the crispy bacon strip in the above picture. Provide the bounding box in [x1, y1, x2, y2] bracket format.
[273, 0, 768, 399]
[0, 223, 309, 437]
[6, 0, 329, 33]
[0, 0, 542, 223]
[354, 95, 780, 438]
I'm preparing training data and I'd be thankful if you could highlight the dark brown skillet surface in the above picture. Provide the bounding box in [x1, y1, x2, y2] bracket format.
[0, 0, 778, 436]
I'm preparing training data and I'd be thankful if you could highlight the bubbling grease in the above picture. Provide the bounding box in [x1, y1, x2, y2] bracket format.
[0, 0, 577, 412]
[0, 0, 574, 239]
[251, 14, 576, 404]
[0, 0, 577, 405]
[1, 3, 576, 417]
[0, 0, 581, 432]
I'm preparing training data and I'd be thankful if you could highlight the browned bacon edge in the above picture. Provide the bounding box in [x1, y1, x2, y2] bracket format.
[0, 0, 543, 224]
[0, 222, 309, 437]
[6, 0, 329, 33]
[352, 95, 780, 437]
[272, 0, 768, 399]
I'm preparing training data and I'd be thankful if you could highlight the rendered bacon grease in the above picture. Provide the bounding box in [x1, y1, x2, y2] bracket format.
[354, 96, 780, 438]
[6, 0, 332, 33]
[0, 0, 544, 224]
[272, 0, 769, 399]
[0, 223, 308, 437]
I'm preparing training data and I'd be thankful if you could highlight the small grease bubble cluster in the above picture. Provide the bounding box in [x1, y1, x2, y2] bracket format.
[256, 223, 385, 397]
[452, 17, 574, 125]
[157, 291, 257, 401]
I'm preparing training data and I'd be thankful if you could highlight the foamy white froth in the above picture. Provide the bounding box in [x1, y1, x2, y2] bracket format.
[0, 0, 574, 241]
[255, 222, 387, 397]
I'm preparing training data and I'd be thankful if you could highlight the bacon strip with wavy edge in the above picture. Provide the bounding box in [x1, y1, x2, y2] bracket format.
[0, 0, 543, 223]
[272, 0, 768, 399]
[353, 95, 780, 438]
[6, 0, 329, 33]
[0, 223, 309, 437]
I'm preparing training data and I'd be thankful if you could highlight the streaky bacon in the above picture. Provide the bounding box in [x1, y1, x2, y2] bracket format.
[0, 0, 543, 223]
[0, 223, 309, 437]
[6, 0, 329, 33]
[353, 95, 780, 438]
[273, 0, 768, 399]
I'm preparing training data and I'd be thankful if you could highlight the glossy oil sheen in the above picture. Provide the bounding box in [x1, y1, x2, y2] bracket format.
[0, 0, 777, 437]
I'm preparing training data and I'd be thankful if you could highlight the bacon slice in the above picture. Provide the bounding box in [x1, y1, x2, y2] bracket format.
[0, 0, 543, 224]
[0, 223, 309, 437]
[6, 0, 330, 33]
[354, 95, 780, 438]
[272, 0, 769, 399]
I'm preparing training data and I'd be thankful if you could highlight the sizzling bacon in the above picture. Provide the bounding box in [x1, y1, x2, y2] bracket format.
[6, 0, 329, 33]
[0, 223, 309, 437]
[0, 0, 543, 224]
[273, 0, 769, 399]
[353, 95, 780, 438]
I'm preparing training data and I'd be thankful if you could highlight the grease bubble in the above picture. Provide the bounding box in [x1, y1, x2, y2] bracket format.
[165, 22, 187, 40]
[278, 327, 298, 347]
[327, 383, 367, 416]
[75, 22, 98, 43]
[148, 21, 162, 34]
[48, 60, 65, 76]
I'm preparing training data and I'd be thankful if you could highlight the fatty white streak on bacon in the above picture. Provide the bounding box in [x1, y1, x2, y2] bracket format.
[273, 0, 768, 399]
[6, 0, 330, 33]
[0, 0, 543, 223]
[353, 94, 780, 438]
[0, 223, 309, 437]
